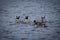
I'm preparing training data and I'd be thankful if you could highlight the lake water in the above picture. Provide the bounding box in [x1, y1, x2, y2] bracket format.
[0, 0, 60, 40]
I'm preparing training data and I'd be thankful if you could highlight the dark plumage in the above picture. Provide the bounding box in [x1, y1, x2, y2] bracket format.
[34, 20, 41, 27]
[34, 19, 46, 27]
[16, 16, 20, 19]
[23, 16, 29, 23]
[25, 16, 28, 19]
[16, 16, 20, 23]
[41, 16, 45, 23]
[41, 16, 46, 27]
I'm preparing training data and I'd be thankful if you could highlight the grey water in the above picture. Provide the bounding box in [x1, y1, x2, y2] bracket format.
[0, 0, 60, 40]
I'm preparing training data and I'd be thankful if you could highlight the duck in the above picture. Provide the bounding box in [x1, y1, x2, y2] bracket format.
[23, 16, 29, 23]
[34, 20, 41, 27]
[16, 16, 20, 23]
[41, 16, 46, 27]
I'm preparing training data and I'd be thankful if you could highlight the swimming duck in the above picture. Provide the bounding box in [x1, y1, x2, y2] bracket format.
[34, 20, 41, 27]
[41, 16, 46, 27]
[16, 16, 20, 23]
[23, 16, 29, 23]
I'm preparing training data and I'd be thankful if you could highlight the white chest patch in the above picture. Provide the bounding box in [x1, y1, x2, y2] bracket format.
[35, 25, 38, 27]
[16, 19, 19, 23]
[23, 19, 29, 23]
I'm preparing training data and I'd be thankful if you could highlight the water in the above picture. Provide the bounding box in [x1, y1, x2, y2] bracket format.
[0, 0, 60, 40]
